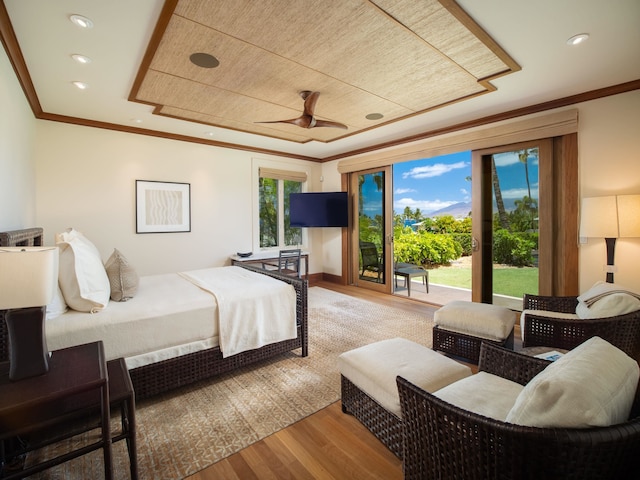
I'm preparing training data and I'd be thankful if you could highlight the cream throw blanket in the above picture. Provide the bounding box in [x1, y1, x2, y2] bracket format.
[180, 266, 297, 357]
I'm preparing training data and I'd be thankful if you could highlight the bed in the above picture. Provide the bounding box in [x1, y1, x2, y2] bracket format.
[0, 228, 308, 399]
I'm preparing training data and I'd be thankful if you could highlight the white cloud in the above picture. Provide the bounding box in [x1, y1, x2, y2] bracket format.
[394, 197, 457, 213]
[402, 161, 468, 179]
[395, 187, 415, 194]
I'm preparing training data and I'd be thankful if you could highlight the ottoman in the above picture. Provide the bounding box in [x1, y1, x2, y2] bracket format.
[338, 337, 472, 457]
[433, 300, 516, 364]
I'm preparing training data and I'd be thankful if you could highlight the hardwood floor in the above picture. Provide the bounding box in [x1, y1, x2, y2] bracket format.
[185, 280, 482, 480]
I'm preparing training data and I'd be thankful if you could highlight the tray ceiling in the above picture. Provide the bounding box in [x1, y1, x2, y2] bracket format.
[131, 0, 519, 144]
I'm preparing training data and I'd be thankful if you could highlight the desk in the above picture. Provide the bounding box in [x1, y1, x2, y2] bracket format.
[0, 342, 112, 480]
[394, 263, 429, 297]
[231, 251, 309, 278]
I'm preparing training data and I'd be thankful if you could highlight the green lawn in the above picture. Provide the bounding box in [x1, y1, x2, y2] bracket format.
[428, 264, 539, 298]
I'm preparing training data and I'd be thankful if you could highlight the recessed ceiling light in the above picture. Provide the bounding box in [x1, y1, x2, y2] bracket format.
[72, 81, 88, 90]
[71, 54, 91, 64]
[69, 14, 94, 29]
[205, 132, 215, 136]
[567, 33, 589, 46]
[366, 113, 384, 120]
[132, 119, 143, 124]
[190, 53, 220, 68]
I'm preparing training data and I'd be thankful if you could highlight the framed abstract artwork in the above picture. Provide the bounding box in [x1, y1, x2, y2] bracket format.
[136, 180, 191, 233]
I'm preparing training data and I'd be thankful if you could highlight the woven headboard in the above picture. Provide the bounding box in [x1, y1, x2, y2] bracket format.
[0, 227, 44, 247]
[0, 227, 45, 361]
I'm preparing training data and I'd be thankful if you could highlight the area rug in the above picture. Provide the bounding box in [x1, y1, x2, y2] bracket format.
[27, 287, 436, 479]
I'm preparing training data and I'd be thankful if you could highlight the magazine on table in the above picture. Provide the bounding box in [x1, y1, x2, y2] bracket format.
[534, 350, 564, 361]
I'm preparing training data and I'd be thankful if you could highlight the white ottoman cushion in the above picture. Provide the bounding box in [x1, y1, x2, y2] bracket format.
[338, 337, 472, 416]
[434, 371, 524, 422]
[434, 300, 515, 341]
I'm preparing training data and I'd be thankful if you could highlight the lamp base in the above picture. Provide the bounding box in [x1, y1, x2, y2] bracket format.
[5, 306, 49, 381]
[605, 237, 616, 284]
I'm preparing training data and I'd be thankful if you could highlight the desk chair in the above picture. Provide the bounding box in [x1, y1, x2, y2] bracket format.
[263, 249, 302, 278]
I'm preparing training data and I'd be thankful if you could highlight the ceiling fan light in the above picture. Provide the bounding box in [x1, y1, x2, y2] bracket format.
[567, 33, 589, 46]
[69, 14, 94, 29]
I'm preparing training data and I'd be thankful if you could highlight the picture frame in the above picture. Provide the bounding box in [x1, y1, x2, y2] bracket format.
[136, 180, 191, 233]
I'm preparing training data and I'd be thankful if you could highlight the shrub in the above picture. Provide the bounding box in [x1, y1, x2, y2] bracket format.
[493, 229, 536, 267]
[394, 229, 461, 266]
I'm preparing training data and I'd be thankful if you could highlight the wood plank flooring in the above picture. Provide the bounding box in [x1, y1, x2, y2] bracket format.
[185, 280, 482, 480]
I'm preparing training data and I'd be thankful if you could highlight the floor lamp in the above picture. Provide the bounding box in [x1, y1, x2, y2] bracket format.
[579, 195, 640, 283]
[0, 246, 58, 381]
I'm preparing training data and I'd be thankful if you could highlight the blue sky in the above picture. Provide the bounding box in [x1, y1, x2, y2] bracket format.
[392, 150, 539, 216]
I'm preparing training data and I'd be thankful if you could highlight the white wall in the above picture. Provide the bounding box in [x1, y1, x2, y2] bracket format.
[577, 91, 640, 292]
[0, 44, 37, 230]
[33, 122, 319, 275]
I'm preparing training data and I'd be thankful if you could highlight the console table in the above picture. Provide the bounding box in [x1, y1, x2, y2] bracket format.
[230, 250, 309, 278]
[0, 342, 113, 479]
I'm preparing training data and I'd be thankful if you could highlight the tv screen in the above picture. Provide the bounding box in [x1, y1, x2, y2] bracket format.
[289, 192, 349, 227]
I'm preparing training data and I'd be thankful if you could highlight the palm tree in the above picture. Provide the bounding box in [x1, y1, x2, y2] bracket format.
[491, 155, 510, 229]
[518, 148, 537, 200]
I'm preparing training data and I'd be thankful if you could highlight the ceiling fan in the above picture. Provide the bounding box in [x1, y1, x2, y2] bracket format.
[257, 91, 348, 130]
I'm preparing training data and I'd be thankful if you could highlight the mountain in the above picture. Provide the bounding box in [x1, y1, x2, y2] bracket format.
[428, 201, 472, 219]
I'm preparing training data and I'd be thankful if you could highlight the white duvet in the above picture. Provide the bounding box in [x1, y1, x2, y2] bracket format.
[45, 266, 297, 366]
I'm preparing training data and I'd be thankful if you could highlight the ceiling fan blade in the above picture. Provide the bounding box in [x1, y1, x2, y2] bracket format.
[256, 116, 312, 128]
[312, 119, 348, 129]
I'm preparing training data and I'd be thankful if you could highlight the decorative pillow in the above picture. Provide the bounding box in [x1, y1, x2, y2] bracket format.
[55, 228, 110, 313]
[104, 248, 139, 302]
[576, 281, 640, 319]
[46, 284, 68, 320]
[506, 336, 639, 428]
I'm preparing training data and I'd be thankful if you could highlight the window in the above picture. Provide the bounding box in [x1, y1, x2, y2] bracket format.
[258, 168, 306, 248]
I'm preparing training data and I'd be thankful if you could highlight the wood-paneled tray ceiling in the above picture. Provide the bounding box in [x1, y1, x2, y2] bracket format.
[131, 0, 519, 144]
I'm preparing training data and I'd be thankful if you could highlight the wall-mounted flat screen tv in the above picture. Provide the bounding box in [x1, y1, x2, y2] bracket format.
[289, 192, 349, 227]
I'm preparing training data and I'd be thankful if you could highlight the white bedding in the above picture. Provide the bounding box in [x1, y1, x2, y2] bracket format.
[45, 266, 297, 367]
[181, 266, 297, 357]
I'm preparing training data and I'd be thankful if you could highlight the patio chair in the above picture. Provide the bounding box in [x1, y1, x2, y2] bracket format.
[359, 241, 382, 281]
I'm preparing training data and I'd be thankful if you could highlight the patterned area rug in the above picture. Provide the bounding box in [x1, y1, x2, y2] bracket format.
[26, 287, 436, 479]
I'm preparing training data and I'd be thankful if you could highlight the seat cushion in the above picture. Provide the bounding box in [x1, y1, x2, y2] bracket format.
[338, 337, 472, 416]
[434, 371, 524, 422]
[506, 336, 640, 428]
[434, 300, 516, 341]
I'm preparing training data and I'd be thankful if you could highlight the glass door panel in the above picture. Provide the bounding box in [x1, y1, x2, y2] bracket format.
[352, 167, 392, 293]
[473, 141, 549, 308]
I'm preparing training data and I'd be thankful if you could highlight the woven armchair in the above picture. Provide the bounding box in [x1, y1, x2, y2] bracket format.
[522, 293, 640, 362]
[398, 343, 640, 480]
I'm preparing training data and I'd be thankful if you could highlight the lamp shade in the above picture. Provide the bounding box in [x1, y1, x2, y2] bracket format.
[579, 196, 619, 238]
[617, 194, 640, 238]
[0, 247, 59, 309]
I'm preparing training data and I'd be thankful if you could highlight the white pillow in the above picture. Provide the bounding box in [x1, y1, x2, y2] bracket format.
[55, 228, 110, 313]
[46, 284, 68, 320]
[506, 336, 639, 428]
[576, 281, 640, 319]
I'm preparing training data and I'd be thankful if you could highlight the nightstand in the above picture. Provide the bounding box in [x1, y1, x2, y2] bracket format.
[0, 341, 113, 479]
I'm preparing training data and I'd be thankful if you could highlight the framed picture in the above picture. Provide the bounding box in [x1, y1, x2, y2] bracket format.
[136, 180, 191, 233]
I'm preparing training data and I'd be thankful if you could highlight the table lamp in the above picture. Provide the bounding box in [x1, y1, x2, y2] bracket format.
[579, 195, 640, 283]
[0, 246, 58, 381]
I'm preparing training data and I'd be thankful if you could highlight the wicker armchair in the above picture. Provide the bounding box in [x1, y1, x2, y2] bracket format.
[398, 343, 640, 480]
[522, 293, 640, 362]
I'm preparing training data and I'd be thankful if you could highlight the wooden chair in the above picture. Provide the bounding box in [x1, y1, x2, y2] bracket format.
[359, 242, 382, 281]
[262, 249, 302, 278]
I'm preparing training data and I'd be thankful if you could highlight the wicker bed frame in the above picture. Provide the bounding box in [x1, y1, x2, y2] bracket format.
[0, 228, 308, 399]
